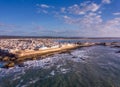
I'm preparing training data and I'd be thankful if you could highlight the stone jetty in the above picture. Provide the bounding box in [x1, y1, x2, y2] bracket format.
[0, 39, 120, 68]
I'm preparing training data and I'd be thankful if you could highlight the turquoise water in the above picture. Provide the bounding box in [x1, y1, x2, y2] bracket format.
[0, 45, 120, 87]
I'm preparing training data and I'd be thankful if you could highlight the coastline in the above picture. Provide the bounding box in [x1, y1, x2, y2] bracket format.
[0, 43, 94, 68]
[15, 42, 95, 59]
[1, 40, 120, 68]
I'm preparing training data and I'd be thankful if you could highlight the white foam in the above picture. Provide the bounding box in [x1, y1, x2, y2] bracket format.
[71, 50, 86, 58]
[60, 68, 70, 74]
[50, 70, 55, 76]
[0, 49, 88, 77]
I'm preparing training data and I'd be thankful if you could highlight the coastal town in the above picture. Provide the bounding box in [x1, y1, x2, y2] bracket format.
[0, 38, 120, 68]
[0, 39, 60, 53]
[0, 38, 79, 68]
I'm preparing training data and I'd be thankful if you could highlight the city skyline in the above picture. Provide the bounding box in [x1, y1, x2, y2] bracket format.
[0, 0, 120, 37]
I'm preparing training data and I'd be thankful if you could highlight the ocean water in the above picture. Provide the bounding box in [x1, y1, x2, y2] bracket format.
[0, 45, 120, 87]
[57, 39, 120, 43]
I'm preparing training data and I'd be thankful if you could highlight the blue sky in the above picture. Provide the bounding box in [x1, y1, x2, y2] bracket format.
[0, 0, 120, 37]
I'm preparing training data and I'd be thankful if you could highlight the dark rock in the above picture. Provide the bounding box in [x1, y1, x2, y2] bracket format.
[2, 57, 10, 61]
[95, 42, 106, 46]
[10, 57, 16, 61]
[18, 62, 24, 67]
[113, 45, 120, 48]
[116, 51, 120, 53]
[0, 56, 3, 61]
[81, 57, 85, 60]
[72, 56, 77, 58]
[32, 57, 37, 60]
[4, 62, 15, 68]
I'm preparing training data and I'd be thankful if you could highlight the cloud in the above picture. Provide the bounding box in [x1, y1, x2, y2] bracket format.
[98, 18, 120, 37]
[104, 18, 120, 27]
[36, 0, 112, 16]
[58, 0, 120, 37]
[36, 4, 54, 9]
[35, 26, 44, 30]
[62, 12, 120, 37]
[60, 7, 66, 13]
[102, 0, 111, 4]
[0, 22, 17, 28]
[37, 1, 100, 15]
[36, 4, 55, 14]
[113, 12, 120, 16]
[63, 12, 102, 26]
[37, 4, 50, 8]
[36, 0, 120, 37]
[0, 23, 7, 27]
[67, 4, 86, 15]
[66, 2, 100, 15]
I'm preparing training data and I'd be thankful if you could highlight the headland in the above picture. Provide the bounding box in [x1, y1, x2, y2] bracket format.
[0, 38, 120, 68]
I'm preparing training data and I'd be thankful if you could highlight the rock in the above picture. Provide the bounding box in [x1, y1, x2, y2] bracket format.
[2, 57, 9, 61]
[32, 57, 37, 60]
[113, 45, 120, 48]
[18, 62, 24, 67]
[4, 62, 15, 68]
[95, 42, 106, 46]
[116, 51, 120, 53]
[72, 56, 77, 58]
[10, 57, 16, 61]
[0, 56, 3, 61]
[105, 43, 111, 46]
[81, 57, 85, 60]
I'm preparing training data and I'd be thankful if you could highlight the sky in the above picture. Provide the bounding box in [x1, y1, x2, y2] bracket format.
[0, 0, 120, 37]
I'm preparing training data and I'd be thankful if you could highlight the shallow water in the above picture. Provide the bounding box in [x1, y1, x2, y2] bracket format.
[0, 46, 120, 87]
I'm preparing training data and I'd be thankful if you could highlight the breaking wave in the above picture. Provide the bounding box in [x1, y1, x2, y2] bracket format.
[0, 48, 88, 77]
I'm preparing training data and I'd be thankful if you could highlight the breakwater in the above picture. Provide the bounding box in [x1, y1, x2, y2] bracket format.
[0, 42, 120, 68]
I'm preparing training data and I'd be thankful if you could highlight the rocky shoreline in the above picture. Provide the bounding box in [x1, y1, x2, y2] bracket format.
[0, 42, 120, 68]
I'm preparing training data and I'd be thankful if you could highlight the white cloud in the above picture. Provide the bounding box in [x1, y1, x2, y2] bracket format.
[0, 22, 17, 28]
[63, 15, 70, 19]
[59, 0, 120, 37]
[87, 3, 100, 12]
[62, 15, 75, 24]
[102, 0, 111, 4]
[113, 12, 120, 16]
[67, 2, 100, 15]
[40, 4, 50, 8]
[105, 18, 120, 27]
[37, 4, 54, 9]
[36, 0, 120, 37]
[61, 7, 66, 13]
[99, 18, 120, 37]
[42, 10, 48, 14]
[62, 12, 120, 37]
[37, 1, 101, 15]
[37, 9, 48, 14]
[37, 1, 100, 15]
[67, 4, 85, 15]
[63, 12, 102, 26]
[36, 4, 55, 14]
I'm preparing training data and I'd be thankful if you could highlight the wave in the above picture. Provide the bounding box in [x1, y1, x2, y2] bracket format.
[0, 48, 89, 78]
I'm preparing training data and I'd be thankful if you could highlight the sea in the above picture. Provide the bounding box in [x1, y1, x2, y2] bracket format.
[0, 39, 120, 87]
